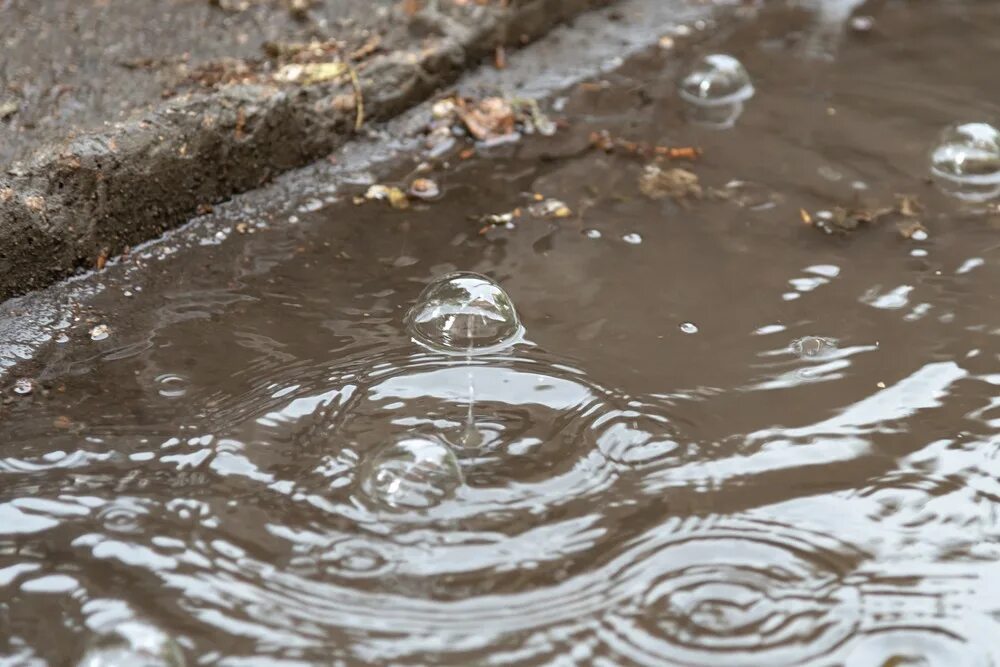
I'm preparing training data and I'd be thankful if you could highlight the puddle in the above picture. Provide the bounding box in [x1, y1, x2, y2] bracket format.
[2, 1, 1000, 664]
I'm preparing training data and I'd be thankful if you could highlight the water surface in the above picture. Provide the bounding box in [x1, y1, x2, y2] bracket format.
[2, 1, 1000, 664]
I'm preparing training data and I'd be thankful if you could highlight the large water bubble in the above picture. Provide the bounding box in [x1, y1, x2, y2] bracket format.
[360, 436, 463, 511]
[678, 54, 754, 129]
[78, 620, 185, 667]
[405, 272, 522, 354]
[929, 122, 1000, 202]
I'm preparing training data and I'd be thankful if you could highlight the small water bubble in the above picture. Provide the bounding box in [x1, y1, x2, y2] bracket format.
[622, 233, 643, 245]
[791, 336, 837, 359]
[679, 54, 754, 129]
[679, 322, 699, 334]
[405, 272, 522, 354]
[360, 436, 463, 511]
[78, 620, 185, 667]
[90, 324, 111, 341]
[155, 374, 189, 399]
[584, 229, 602, 239]
[930, 122, 1000, 202]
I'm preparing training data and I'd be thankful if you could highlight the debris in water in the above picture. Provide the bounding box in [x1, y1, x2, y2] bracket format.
[456, 97, 516, 142]
[638, 165, 702, 201]
[803, 194, 928, 236]
[90, 324, 111, 341]
[408, 178, 441, 200]
[422, 94, 557, 154]
[472, 208, 521, 234]
[897, 219, 929, 241]
[589, 130, 701, 161]
[527, 198, 572, 219]
[361, 184, 410, 209]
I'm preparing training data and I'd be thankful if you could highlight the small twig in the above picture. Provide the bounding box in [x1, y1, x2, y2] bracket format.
[348, 65, 364, 131]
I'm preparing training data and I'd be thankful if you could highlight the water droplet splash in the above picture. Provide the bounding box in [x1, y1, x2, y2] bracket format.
[360, 436, 463, 511]
[405, 272, 522, 355]
[679, 54, 754, 129]
[78, 620, 185, 667]
[930, 122, 1000, 202]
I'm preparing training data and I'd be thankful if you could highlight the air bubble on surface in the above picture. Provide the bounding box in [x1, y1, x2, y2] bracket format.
[405, 272, 522, 355]
[930, 122, 1000, 202]
[360, 436, 463, 511]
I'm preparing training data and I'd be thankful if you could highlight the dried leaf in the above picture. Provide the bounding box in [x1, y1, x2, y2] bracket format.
[456, 97, 515, 141]
[896, 194, 923, 217]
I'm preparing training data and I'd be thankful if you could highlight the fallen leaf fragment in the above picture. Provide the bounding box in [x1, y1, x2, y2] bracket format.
[638, 166, 702, 200]
[527, 198, 572, 219]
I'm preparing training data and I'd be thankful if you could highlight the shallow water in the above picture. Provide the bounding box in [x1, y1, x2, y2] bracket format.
[3, 1, 1000, 665]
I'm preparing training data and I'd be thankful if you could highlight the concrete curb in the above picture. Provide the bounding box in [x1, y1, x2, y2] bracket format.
[0, 0, 610, 302]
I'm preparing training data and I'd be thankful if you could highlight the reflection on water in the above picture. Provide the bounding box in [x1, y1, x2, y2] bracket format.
[2, 0, 1000, 665]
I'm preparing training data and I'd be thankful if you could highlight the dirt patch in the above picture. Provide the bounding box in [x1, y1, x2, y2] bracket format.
[0, 0, 611, 303]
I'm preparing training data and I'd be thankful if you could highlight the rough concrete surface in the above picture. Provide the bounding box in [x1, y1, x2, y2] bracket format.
[0, 0, 610, 302]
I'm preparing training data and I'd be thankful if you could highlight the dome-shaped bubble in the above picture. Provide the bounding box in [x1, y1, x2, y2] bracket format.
[679, 54, 754, 106]
[78, 620, 185, 667]
[679, 54, 754, 129]
[360, 436, 463, 511]
[930, 122, 1000, 202]
[405, 272, 522, 354]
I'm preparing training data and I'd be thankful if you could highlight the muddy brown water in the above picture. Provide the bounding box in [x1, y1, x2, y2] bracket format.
[3, 1, 1000, 665]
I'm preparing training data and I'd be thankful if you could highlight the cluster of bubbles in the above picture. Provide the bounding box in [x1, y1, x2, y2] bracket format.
[360, 272, 522, 511]
[678, 54, 1000, 202]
